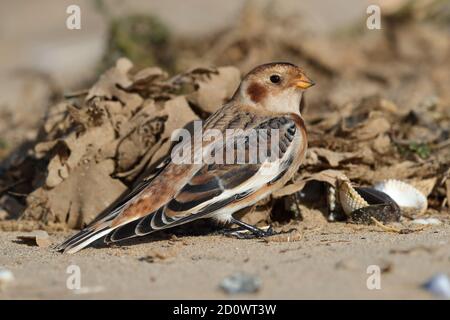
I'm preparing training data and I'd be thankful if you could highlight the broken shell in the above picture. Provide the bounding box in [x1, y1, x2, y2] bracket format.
[337, 180, 369, 215]
[374, 179, 427, 215]
[337, 180, 401, 224]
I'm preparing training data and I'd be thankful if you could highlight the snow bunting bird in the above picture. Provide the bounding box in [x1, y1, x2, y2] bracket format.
[57, 62, 314, 254]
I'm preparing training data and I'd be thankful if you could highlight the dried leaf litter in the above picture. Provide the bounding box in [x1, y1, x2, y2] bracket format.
[0, 59, 240, 229]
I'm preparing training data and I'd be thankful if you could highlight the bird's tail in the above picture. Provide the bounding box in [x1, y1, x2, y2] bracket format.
[55, 221, 116, 254]
[56, 157, 172, 254]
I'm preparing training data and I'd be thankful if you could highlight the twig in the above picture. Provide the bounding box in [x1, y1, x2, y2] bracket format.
[64, 89, 89, 99]
[0, 179, 27, 196]
[433, 138, 450, 150]
[370, 217, 401, 233]
[370, 217, 429, 234]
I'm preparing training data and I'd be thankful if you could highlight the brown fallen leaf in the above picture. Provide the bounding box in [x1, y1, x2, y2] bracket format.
[308, 148, 362, 167]
[42, 123, 116, 188]
[372, 134, 392, 154]
[187, 66, 241, 114]
[350, 114, 391, 141]
[24, 160, 127, 228]
[273, 169, 347, 198]
[410, 177, 437, 197]
[86, 58, 134, 102]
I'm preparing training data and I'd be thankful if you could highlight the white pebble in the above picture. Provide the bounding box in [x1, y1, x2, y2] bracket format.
[220, 272, 261, 294]
[0, 268, 15, 289]
[423, 273, 450, 299]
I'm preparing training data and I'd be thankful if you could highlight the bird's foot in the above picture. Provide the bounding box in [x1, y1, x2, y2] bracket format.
[221, 224, 277, 239]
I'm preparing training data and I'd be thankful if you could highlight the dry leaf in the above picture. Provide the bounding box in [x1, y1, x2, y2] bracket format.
[308, 148, 362, 167]
[187, 66, 241, 113]
[351, 114, 391, 140]
[24, 160, 127, 228]
[273, 169, 346, 198]
[86, 58, 133, 101]
[410, 177, 437, 197]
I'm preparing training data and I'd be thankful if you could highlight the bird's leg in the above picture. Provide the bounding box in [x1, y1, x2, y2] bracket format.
[214, 206, 254, 236]
[217, 225, 248, 236]
[224, 217, 276, 239]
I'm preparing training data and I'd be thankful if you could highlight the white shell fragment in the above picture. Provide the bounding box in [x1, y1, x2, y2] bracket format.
[374, 179, 427, 215]
[0, 267, 15, 290]
[422, 273, 450, 299]
[412, 218, 441, 225]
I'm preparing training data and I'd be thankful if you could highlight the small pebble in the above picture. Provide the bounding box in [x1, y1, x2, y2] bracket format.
[0, 267, 15, 290]
[219, 272, 261, 294]
[17, 230, 52, 248]
[422, 273, 450, 299]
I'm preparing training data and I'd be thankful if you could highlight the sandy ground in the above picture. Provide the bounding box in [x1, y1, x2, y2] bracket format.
[1, 218, 449, 299]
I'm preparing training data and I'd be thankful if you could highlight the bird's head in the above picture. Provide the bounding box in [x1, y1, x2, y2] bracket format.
[233, 62, 315, 115]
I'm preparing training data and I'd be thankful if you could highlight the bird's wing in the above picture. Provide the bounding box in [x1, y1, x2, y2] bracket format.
[57, 111, 302, 253]
[107, 115, 301, 241]
[86, 156, 173, 225]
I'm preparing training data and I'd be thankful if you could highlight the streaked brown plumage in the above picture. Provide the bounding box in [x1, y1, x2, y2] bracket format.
[57, 62, 314, 253]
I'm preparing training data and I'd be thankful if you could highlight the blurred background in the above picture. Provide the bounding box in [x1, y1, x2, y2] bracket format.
[0, 0, 368, 85]
[1, 0, 449, 156]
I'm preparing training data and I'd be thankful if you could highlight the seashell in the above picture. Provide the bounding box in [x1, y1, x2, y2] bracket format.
[337, 180, 369, 216]
[374, 179, 427, 215]
[337, 180, 401, 224]
[349, 202, 400, 224]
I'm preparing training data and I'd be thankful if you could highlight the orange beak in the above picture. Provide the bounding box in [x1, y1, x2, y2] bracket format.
[295, 74, 315, 89]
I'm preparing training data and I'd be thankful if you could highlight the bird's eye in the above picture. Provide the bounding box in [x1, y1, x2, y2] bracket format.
[270, 75, 281, 84]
